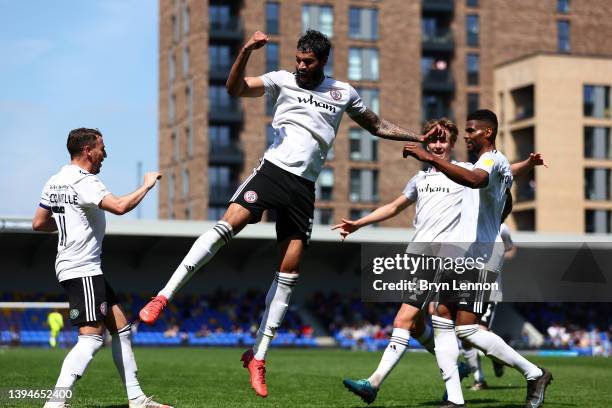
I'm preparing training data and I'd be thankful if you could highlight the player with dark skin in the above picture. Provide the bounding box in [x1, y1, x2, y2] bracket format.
[403, 113, 552, 408]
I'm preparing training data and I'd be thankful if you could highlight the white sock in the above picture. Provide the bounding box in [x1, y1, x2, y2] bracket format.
[415, 323, 435, 355]
[111, 324, 144, 400]
[367, 327, 410, 389]
[462, 346, 484, 382]
[432, 316, 464, 405]
[158, 221, 233, 300]
[53, 334, 103, 402]
[253, 272, 298, 360]
[456, 325, 543, 380]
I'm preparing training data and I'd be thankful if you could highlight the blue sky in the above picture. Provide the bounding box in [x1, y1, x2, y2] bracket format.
[0, 1, 159, 219]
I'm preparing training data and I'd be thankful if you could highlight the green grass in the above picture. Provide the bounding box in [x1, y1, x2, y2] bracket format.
[1, 347, 611, 407]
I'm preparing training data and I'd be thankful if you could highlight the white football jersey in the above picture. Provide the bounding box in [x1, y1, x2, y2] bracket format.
[403, 161, 474, 244]
[456, 150, 513, 272]
[260, 71, 366, 181]
[39, 165, 110, 282]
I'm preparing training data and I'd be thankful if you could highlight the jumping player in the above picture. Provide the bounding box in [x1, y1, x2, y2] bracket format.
[139, 30, 431, 398]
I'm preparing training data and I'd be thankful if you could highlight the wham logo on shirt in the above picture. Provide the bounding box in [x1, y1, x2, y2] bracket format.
[296, 94, 337, 113]
[417, 183, 451, 194]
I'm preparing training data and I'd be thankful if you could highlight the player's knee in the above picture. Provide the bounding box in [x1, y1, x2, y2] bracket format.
[393, 315, 414, 329]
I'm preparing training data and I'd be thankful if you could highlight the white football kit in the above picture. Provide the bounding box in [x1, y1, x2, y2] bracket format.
[457, 150, 514, 272]
[403, 161, 475, 245]
[260, 70, 367, 181]
[39, 164, 110, 282]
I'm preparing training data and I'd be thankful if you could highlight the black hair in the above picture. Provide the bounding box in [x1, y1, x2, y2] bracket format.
[467, 109, 498, 139]
[296, 29, 331, 62]
[67, 128, 102, 159]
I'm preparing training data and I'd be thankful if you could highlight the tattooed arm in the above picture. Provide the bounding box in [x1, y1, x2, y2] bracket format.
[350, 108, 425, 142]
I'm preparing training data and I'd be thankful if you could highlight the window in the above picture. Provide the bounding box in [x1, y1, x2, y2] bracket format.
[467, 53, 479, 86]
[302, 5, 333, 38]
[585, 168, 612, 200]
[324, 48, 333, 77]
[168, 53, 175, 83]
[266, 124, 276, 147]
[266, 2, 280, 35]
[186, 125, 193, 157]
[209, 45, 231, 73]
[182, 46, 189, 77]
[182, 4, 190, 34]
[186, 85, 192, 118]
[209, 85, 232, 111]
[557, 0, 570, 13]
[466, 15, 479, 47]
[422, 94, 452, 121]
[168, 174, 175, 219]
[467, 93, 479, 114]
[466, 0, 479, 7]
[185, 204, 191, 220]
[314, 208, 333, 225]
[350, 169, 379, 202]
[349, 129, 377, 161]
[315, 168, 334, 200]
[584, 85, 610, 118]
[557, 20, 570, 52]
[350, 208, 371, 220]
[169, 93, 176, 123]
[172, 15, 179, 43]
[209, 126, 231, 150]
[348, 48, 379, 81]
[171, 131, 178, 161]
[349, 7, 378, 40]
[585, 210, 611, 233]
[182, 166, 189, 198]
[209, 5, 231, 30]
[208, 206, 226, 221]
[356, 88, 380, 114]
[584, 127, 611, 159]
[266, 42, 279, 72]
[209, 166, 231, 191]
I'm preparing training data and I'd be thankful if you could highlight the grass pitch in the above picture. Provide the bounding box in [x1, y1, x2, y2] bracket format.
[1, 347, 611, 407]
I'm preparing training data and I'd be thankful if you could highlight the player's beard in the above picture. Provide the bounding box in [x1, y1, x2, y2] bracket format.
[295, 69, 324, 90]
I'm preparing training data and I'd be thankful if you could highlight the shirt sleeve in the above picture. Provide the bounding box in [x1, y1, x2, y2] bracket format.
[259, 70, 285, 98]
[39, 183, 52, 211]
[345, 86, 367, 118]
[474, 152, 496, 174]
[76, 175, 111, 208]
[403, 174, 421, 201]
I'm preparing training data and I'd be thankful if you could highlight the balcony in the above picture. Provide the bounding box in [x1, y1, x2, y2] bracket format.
[422, 29, 454, 52]
[422, 0, 454, 13]
[208, 184, 239, 205]
[209, 101, 243, 123]
[209, 141, 244, 165]
[422, 70, 455, 92]
[209, 63, 232, 81]
[210, 17, 243, 40]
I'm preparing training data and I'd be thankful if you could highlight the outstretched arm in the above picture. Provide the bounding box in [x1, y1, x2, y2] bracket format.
[331, 195, 414, 241]
[511, 153, 547, 178]
[403, 142, 489, 188]
[226, 31, 270, 97]
[350, 108, 426, 142]
[100, 172, 161, 216]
